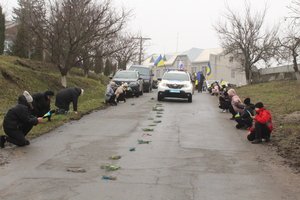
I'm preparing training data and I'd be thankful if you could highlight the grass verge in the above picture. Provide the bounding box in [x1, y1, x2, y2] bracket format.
[235, 80, 300, 171]
[0, 56, 107, 139]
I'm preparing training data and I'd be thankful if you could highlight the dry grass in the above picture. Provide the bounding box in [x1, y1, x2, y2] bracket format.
[236, 80, 300, 170]
[0, 55, 106, 138]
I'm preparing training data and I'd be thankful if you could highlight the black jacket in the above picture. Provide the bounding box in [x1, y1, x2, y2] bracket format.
[3, 95, 38, 130]
[32, 92, 51, 117]
[55, 87, 81, 111]
[241, 103, 255, 119]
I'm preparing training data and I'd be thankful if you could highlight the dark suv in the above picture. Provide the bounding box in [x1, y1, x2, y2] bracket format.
[112, 70, 143, 97]
[128, 65, 153, 93]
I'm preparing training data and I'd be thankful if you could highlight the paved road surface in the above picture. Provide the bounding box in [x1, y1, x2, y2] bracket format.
[0, 92, 299, 200]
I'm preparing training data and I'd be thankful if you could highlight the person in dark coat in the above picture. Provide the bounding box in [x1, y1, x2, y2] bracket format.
[197, 71, 205, 93]
[235, 98, 255, 129]
[55, 87, 83, 114]
[219, 91, 230, 112]
[0, 93, 43, 148]
[32, 90, 55, 120]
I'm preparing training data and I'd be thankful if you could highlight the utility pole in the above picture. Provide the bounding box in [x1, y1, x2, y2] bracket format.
[133, 36, 151, 65]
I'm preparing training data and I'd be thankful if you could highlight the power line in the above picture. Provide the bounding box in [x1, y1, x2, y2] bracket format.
[133, 37, 151, 65]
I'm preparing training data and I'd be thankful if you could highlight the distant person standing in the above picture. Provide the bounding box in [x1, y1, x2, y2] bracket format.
[55, 87, 84, 114]
[197, 71, 205, 93]
[0, 91, 43, 148]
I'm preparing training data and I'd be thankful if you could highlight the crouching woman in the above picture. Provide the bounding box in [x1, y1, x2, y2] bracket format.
[247, 102, 273, 144]
[1, 92, 43, 148]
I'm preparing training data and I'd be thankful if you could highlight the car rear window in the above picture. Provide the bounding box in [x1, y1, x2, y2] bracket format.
[114, 71, 137, 79]
[163, 73, 189, 81]
[129, 67, 150, 76]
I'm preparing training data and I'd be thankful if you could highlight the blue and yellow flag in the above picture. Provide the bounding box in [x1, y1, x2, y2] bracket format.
[157, 59, 165, 67]
[154, 55, 162, 66]
[206, 62, 212, 78]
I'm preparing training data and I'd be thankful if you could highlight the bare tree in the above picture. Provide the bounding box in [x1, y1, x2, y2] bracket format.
[28, 0, 128, 87]
[278, 0, 300, 81]
[113, 34, 140, 70]
[214, 2, 278, 84]
[276, 24, 300, 80]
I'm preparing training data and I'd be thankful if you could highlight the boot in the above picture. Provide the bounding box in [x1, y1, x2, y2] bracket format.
[0, 135, 6, 148]
[251, 139, 262, 144]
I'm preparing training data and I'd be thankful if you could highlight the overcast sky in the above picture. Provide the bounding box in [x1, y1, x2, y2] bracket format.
[1, 0, 293, 55]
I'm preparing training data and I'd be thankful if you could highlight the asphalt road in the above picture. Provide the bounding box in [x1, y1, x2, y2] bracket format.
[0, 91, 300, 200]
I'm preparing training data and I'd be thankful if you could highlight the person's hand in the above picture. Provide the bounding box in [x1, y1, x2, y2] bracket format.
[74, 111, 78, 115]
[37, 117, 43, 123]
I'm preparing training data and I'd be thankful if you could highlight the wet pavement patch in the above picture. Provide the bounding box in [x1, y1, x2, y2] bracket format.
[66, 167, 86, 173]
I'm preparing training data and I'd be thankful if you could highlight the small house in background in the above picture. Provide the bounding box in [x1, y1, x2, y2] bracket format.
[143, 47, 247, 86]
[4, 21, 18, 54]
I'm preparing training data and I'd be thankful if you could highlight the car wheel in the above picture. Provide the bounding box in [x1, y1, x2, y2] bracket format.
[188, 96, 192, 103]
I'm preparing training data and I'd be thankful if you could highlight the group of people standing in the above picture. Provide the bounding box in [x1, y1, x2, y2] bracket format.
[217, 86, 273, 144]
[0, 87, 84, 148]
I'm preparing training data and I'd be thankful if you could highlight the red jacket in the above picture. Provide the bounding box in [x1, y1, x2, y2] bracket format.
[254, 108, 273, 132]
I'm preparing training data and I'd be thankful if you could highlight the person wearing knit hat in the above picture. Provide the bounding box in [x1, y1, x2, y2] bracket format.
[32, 90, 55, 121]
[247, 102, 274, 144]
[235, 98, 255, 129]
[105, 82, 117, 106]
[0, 94, 43, 148]
[55, 87, 83, 114]
[23, 90, 33, 103]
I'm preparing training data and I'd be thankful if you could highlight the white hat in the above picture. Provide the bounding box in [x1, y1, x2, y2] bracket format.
[110, 81, 116, 87]
[23, 91, 33, 103]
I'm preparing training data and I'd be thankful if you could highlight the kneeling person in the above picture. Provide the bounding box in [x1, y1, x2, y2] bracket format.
[55, 87, 83, 114]
[0, 92, 43, 148]
[115, 83, 128, 103]
[247, 102, 273, 144]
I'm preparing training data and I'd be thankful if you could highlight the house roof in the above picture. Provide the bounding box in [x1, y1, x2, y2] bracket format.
[194, 48, 223, 63]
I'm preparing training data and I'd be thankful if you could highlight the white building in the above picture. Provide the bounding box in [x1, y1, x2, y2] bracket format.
[143, 48, 247, 86]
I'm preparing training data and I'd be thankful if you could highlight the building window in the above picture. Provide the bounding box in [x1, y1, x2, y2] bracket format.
[229, 56, 234, 62]
[231, 70, 236, 78]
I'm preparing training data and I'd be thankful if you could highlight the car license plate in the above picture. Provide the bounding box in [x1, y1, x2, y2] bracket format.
[170, 89, 180, 93]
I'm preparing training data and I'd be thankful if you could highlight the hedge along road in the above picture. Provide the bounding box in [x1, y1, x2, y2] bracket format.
[0, 91, 299, 200]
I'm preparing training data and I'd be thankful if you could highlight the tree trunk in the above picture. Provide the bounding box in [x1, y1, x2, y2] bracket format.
[61, 75, 67, 88]
[292, 54, 300, 82]
[244, 62, 251, 84]
[58, 65, 69, 88]
[295, 71, 300, 82]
